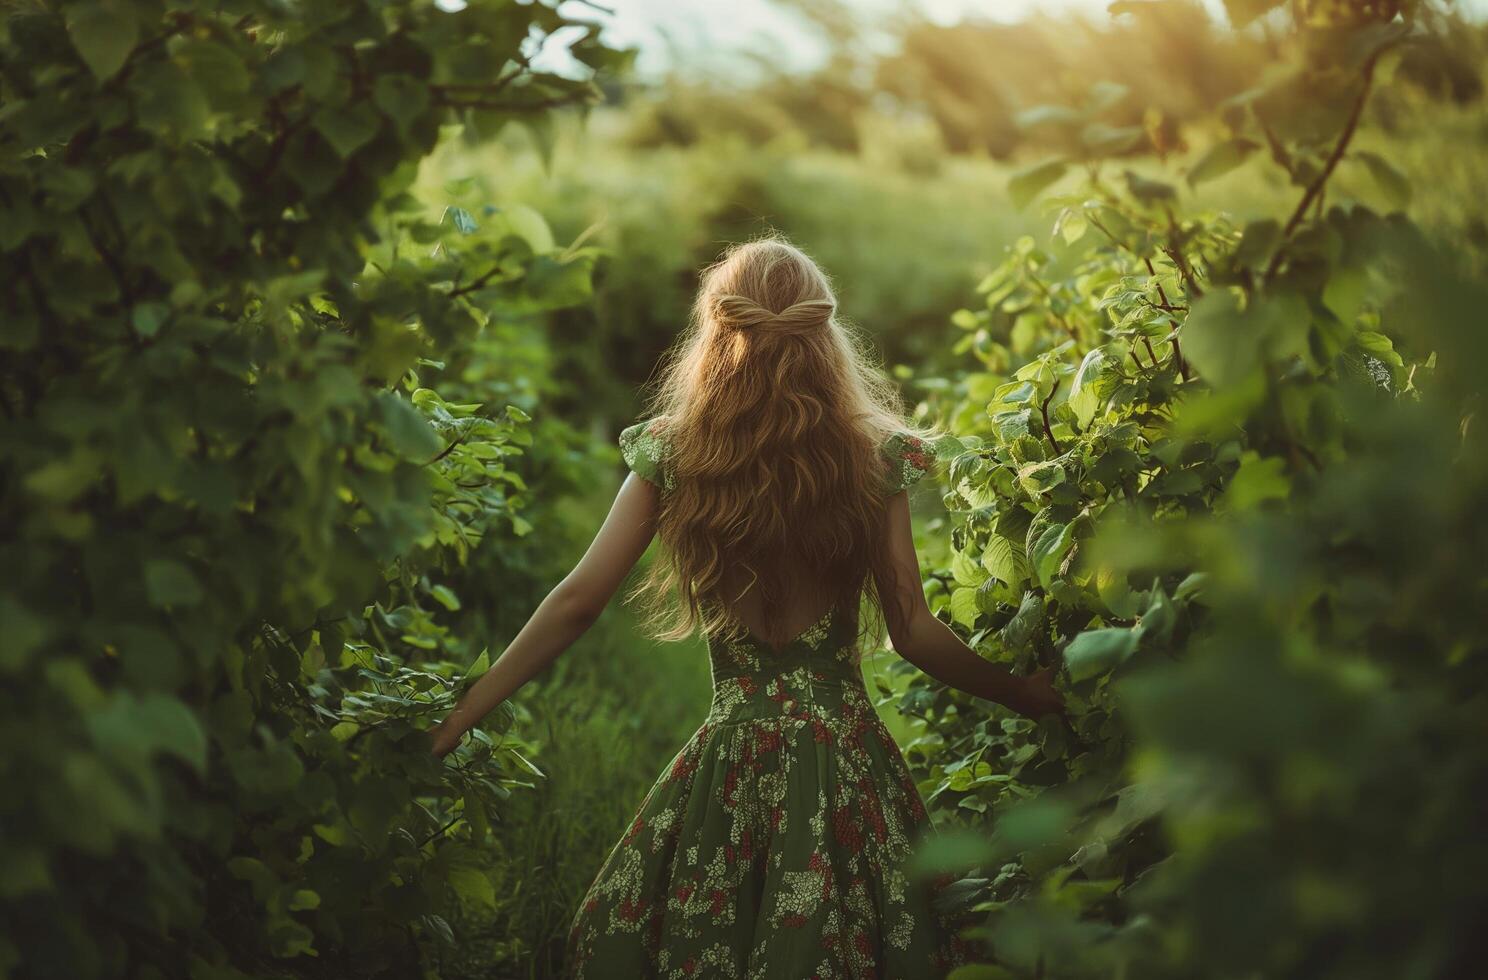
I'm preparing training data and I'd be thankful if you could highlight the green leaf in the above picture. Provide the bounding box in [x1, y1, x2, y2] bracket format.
[949, 587, 981, 629]
[951, 548, 989, 587]
[982, 535, 1027, 588]
[1123, 170, 1177, 204]
[1181, 291, 1257, 387]
[1232, 219, 1282, 269]
[313, 102, 382, 158]
[1030, 523, 1074, 589]
[1017, 460, 1067, 496]
[1009, 160, 1068, 209]
[502, 204, 556, 253]
[448, 867, 497, 911]
[1187, 138, 1260, 186]
[144, 559, 204, 608]
[377, 393, 443, 460]
[1068, 346, 1111, 427]
[131, 302, 169, 338]
[88, 693, 207, 773]
[428, 584, 461, 611]
[1353, 151, 1411, 209]
[1015, 105, 1083, 130]
[373, 75, 430, 135]
[1064, 628, 1139, 681]
[66, 3, 139, 81]
[463, 648, 491, 681]
[1223, 451, 1290, 510]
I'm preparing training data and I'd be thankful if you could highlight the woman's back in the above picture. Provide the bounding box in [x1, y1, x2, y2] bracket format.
[620, 417, 933, 652]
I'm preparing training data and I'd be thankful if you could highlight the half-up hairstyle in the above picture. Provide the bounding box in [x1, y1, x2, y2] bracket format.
[631, 236, 917, 654]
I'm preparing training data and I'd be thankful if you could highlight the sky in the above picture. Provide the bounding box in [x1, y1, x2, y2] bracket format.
[539, 0, 1488, 77]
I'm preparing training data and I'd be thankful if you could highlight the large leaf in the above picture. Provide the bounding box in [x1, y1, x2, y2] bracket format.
[1187, 138, 1260, 186]
[66, 3, 138, 81]
[1064, 628, 1139, 681]
[1009, 160, 1068, 209]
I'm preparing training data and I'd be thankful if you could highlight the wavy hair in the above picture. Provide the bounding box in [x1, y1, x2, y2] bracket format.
[631, 236, 918, 653]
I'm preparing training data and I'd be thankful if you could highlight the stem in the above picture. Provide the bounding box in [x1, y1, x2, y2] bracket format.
[1040, 379, 1062, 455]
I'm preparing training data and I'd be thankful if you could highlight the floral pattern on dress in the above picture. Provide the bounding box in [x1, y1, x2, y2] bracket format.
[566, 600, 970, 978]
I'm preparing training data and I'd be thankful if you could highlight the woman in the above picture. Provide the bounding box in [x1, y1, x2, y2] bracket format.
[430, 237, 1065, 978]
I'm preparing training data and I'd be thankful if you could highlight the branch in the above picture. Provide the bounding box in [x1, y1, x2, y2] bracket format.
[1265, 54, 1382, 280]
[435, 93, 591, 114]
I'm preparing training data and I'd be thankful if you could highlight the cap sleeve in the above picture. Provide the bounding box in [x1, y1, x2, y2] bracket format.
[880, 430, 933, 495]
[619, 418, 671, 490]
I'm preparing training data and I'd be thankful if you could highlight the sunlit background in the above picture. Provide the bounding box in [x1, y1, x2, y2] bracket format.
[536, 0, 1488, 75]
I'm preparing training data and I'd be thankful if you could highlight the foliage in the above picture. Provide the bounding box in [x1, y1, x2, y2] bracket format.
[896, 3, 1488, 978]
[0, 1, 626, 977]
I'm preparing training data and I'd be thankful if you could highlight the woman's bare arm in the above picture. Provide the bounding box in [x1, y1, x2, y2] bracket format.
[430, 472, 661, 756]
[873, 491, 1064, 720]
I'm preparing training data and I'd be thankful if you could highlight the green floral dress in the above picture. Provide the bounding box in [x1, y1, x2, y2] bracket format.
[565, 420, 966, 980]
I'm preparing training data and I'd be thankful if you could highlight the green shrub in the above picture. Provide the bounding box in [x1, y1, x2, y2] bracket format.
[897, 5, 1488, 977]
[0, 1, 625, 976]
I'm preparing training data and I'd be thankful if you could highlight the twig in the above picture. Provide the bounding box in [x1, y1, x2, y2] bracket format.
[449, 265, 503, 298]
[1025, 271, 1079, 345]
[1040, 379, 1062, 455]
[426, 430, 471, 465]
[1144, 257, 1190, 379]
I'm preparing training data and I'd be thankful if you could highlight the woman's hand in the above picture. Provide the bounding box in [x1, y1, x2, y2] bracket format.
[1012, 665, 1067, 722]
[428, 721, 462, 759]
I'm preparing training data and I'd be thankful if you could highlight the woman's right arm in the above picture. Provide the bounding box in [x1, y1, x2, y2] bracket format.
[428, 472, 660, 757]
[873, 491, 1065, 720]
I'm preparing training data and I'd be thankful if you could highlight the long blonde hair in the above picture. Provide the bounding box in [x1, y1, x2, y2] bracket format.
[632, 236, 915, 650]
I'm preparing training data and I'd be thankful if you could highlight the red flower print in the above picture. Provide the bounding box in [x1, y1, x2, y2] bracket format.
[624, 816, 646, 844]
[756, 728, 782, 755]
[782, 913, 808, 928]
[832, 806, 864, 852]
[737, 676, 757, 695]
[709, 888, 728, 916]
[906, 449, 932, 471]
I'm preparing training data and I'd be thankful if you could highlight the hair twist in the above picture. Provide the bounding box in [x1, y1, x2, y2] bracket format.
[712, 294, 834, 336]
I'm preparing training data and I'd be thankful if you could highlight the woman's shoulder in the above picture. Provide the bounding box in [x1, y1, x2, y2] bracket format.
[618, 416, 673, 489]
[878, 428, 935, 495]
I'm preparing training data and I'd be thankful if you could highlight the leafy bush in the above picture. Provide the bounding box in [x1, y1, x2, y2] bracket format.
[0, 1, 625, 977]
[897, 4, 1488, 977]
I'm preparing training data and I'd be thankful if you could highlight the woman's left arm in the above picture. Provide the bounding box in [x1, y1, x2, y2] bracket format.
[429, 472, 660, 757]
